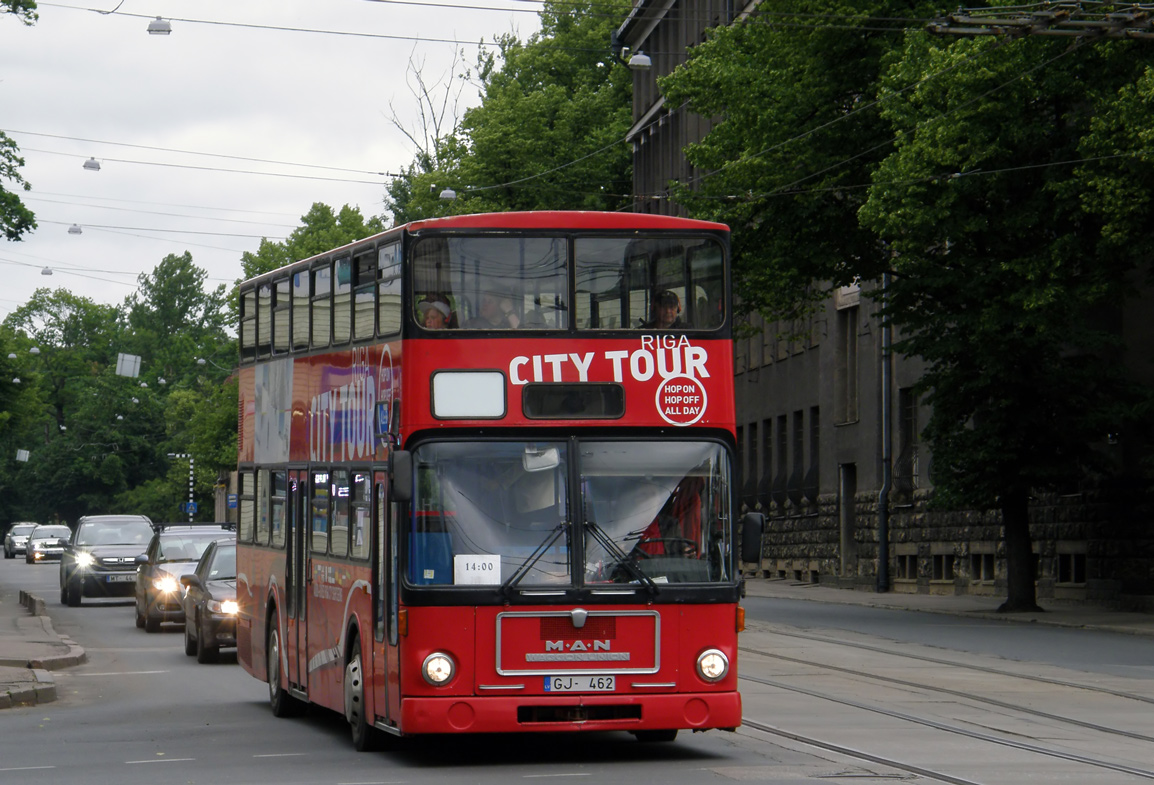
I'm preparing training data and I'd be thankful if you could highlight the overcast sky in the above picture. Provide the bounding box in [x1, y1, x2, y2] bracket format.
[0, 0, 540, 320]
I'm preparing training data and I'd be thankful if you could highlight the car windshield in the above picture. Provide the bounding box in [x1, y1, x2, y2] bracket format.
[159, 534, 224, 563]
[31, 526, 69, 540]
[407, 439, 733, 589]
[11, 525, 36, 537]
[76, 520, 154, 546]
[208, 544, 236, 580]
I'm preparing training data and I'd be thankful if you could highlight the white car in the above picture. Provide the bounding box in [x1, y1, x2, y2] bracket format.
[4, 522, 39, 559]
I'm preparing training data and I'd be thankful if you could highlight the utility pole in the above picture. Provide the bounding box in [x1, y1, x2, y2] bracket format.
[168, 453, 195, 523]
[928, 3, 1154, 39]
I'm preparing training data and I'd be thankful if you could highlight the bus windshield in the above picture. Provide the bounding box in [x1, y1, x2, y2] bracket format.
[406, 440, 733, 589]
[411, 234, 725, 331]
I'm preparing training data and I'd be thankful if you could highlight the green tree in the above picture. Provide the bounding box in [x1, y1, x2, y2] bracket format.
[241, 203, 385, 280]
[659, 7, 1154, 611]
[659, 3, 939, 322]
[859, 33, 1154, 610]
[1, 1, 38, 240]
[386, 0, 634, 221]
[123, 251, 230, 388]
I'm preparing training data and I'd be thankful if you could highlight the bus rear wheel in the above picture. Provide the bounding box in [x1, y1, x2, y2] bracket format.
[267, 624, 304, 717]
[344, 643, 383, 751]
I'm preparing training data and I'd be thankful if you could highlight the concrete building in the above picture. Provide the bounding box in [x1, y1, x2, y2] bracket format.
[615, 0, 1154, 609]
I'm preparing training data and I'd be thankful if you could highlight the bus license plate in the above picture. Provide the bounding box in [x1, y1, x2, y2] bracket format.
[544, 675, 615, 693]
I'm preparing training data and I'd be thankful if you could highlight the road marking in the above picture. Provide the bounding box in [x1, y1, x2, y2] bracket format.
[126, 758, 195, 764]
[523, 775, 591, 779]
[254, 753, 308, 758]
[0, 766, 56, 772]
[76, 670, 169, 676]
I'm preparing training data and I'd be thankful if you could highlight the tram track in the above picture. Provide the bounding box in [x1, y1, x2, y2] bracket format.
[740, 717, 986, 785]
[741, 645, 1154, 744]
[739, 673, 1154, 781]
[744, 627, 1154, 705]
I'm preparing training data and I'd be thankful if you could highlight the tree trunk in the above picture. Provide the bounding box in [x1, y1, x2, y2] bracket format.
[998, 486, 1043, 613]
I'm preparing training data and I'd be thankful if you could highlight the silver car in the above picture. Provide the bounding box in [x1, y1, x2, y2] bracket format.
[26, 524, 72, 564]
[4, 523, 39, 559]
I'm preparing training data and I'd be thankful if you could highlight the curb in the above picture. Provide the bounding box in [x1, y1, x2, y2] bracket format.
[0, 667, 56, 709]
[1, 591, 90, 708]
[16, 590, 87, 669]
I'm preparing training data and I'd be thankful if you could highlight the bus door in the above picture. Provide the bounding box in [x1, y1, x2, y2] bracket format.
[285, 469, 309, 692]
[372, 470, 401, 726]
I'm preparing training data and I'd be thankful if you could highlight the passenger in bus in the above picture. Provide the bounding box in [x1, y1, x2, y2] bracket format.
[645, 290, 684, 329]
[417, 293, 453, 330]
[464, 289, 520, 329]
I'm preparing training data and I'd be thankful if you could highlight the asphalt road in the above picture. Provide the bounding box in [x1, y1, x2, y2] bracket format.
[4, 558, 1153, 785]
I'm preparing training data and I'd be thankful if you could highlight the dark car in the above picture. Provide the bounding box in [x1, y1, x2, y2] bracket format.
[135, 523, 234, 632]
[26, 524, 72, 564]
[180, 536, 238, 662]
[4, 522, 38, 559]
[60, 515, 154, 606]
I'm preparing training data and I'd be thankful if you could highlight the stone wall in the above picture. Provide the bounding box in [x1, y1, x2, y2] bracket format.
[750, 490, 1154, 609]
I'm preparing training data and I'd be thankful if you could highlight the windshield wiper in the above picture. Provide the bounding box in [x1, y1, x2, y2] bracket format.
[500, 521, 570, 597]
[584, 521, 659, 594]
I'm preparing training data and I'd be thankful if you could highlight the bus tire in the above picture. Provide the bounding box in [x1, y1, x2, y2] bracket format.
[633, 729, 678, 743]
[267, 623, 304, 717]
[344, 639, 382, 751]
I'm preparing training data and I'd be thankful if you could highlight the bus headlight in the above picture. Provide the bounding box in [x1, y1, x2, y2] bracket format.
[696, 648, 729, 682]
[422, 652, 456, 685]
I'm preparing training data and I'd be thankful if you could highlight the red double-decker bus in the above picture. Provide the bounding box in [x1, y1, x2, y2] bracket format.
[235, 211, 762, 749]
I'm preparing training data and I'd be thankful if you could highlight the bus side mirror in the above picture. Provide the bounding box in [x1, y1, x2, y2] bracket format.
[740, 512, 764, 564]
[390, 450, 413, 502]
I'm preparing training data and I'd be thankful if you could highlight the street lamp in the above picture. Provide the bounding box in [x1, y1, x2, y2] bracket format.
[167, 453, 195, 523]
[147, 16, 172, 35]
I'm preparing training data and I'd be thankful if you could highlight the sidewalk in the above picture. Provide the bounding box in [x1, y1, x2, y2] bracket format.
[742, 576, 1154, 636]
[0, 578, 1150, 710]
[0, 590, 86, 709]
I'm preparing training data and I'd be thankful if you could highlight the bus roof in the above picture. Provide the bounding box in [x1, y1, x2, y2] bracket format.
[407, 211, 730, 233]
[241, 211, 729, 286]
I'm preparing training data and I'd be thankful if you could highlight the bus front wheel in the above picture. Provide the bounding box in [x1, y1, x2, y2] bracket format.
[344, 641, 383, 751]
[267, 624, 304, 717]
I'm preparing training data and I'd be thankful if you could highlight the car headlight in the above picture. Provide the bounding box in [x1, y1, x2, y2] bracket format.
[208, 599, 239, 615]
[153, 574, 180, 593]
[75, 552, 95, 568]
[422, 652, 456, 685]
[696, 648, 729, 682]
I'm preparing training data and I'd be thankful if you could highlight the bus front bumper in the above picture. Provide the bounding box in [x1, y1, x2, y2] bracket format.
[396, 690, 741, 735]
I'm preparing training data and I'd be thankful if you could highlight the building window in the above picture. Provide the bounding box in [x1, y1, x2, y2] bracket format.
[759, 418, 773, 509]
[836, 306, 858, 422]
[788, 410, 804, 506]
[896, 387, 920, 495]
[772, 414, 788, 508]
[970, 553, 995, 583]
[804, 406, 819, 503]
[896, 553, 917, 581]
[1057, 553, 1086, 585]
[932, 553, 955, 581]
